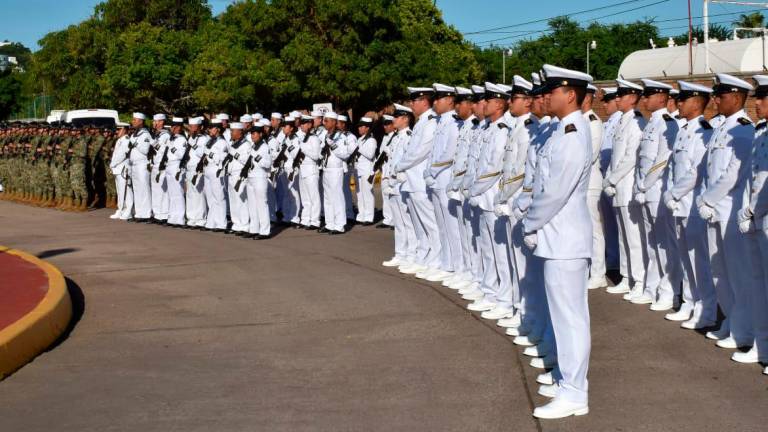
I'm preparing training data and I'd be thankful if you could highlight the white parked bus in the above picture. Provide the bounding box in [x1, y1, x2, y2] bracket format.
[62, 109, 120, 128]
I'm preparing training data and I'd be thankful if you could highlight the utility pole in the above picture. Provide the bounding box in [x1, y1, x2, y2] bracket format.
[688, 0, 694, 75]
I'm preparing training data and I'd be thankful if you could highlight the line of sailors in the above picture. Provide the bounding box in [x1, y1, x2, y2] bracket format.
[377, 68, 768, 418]
[108, 111, 384, 239]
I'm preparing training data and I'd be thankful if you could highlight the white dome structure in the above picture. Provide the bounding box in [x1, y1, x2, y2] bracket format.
[618, 37, 768, 79]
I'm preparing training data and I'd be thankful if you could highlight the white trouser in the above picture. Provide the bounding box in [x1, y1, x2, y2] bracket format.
[323, 168, 347, 232]
[343, 170, 355, 219]
[653, 204, 686, 304]
[544, 258, 590, 405]
[508, 219, 535, 312]
[115, 174, 134, 219]
[131, 164, 152, 219]
[430, 187, 462, 273]
[247, 177, 270, 235]
[405, 190, 441, 268]
[453, 197, 472, 275]
[267, 178, 276, 221]
[708, 220, 757, 346]
[675, 216, 716, 322]
[640, 201, 665, 296]
[228, 171, 249, 232]
[587, 190, 606, 278]
[150, 168, 169, 220]
[467, 203, 484, 282]
[754, 229, 768, 359]
[166, 168, 186, 225]
[601, 193, 620, 270]
[381, 180, 393, 225]
[299, 173, 321, 227]
[478, 210, 513, 309]
[616, 205, 646, 284]
[355, 170, 375, 222]
[280, 173, 301, 223]
[203, 171, 227, 229]
[396, 192, 418, 262]
[186, 173, 206, 227]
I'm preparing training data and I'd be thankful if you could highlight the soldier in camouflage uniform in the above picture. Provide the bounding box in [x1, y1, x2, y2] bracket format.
[69, 128, 90, 211]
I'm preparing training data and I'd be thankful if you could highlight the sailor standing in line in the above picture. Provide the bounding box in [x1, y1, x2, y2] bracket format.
[354, 117, 377, 224]
[523, 64, 594, 420]
[109, 122, 133, 220]
[185, 117, 208, 229]
[165, 117, 188, 226]
[245, 124, 273, 239]
[297, 115, 323, 230]
[203, 119, 229, 231]
[582, 84, 608, 289]
[150, 114, 171, 223]
[128, 112, 153, 222]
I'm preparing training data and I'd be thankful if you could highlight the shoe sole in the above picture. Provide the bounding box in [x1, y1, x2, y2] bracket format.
[533, 407, 589, 419]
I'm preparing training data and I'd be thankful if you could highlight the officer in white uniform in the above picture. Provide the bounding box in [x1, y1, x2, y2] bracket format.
[244, 124, 273, 239]
[225, 123, 251, 234]
[443, 86, 478, 289]
[465, 82, 514, 317]
[278, 117, 302, 226]
[354, 117, 377, 224]
[203, 119, 229, 231]
[320, 112, 351, 234]
[631, 79, 682, 307]
[165, 118, 187, 226]
[582, 84, 607, 289]
[149, 114, 171, 222]
[337, 115, 357, 222]
[494, 75, 539, 323]
[599, 87, 622, 272]
[383, 105, 419, 268]
[376, 115, 396, 229]
[663, 81, 718, 326]
[733, 74, 768, 367]
[425, 83, 463, 282]
[297, 115, 322, 229]
[109, 122, 133, 220]
[128, 112, 153, 221]
[185, 117, 208, 229]
[523, 64, 594, 420]
[604, 79, 647, 296]
[698, 73, 759, 350]
[396, 88, 442, 277]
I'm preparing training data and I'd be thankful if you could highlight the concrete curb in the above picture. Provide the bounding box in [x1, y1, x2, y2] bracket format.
[0, 246, 72, 379]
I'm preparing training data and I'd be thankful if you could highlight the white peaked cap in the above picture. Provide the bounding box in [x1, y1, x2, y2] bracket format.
[641, 78, 673, 90]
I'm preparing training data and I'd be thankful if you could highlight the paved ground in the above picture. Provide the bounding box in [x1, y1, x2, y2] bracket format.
[0, 199, 766, 432]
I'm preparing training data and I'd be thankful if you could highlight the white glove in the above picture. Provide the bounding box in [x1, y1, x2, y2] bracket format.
[635, 192, 646, 205]
[738, 219, 754, 234]
[665, 199, 679, 212]
[494, 203, 512, 217]
[469, 196, 479, 207]
[425, 176, 435, 187]
[396, 172, 407, 183]
[462, 189, 470, 199]
[737, 207, 754, 224]
[604, 186, 616, 197]
[383, 186, 394, 196]
[512, 206, 525, 221]
[602, 178, 612, 190]
[447, 190, 462, 202]
[524, 232, 538, 250]
[698, 204, 715, 221]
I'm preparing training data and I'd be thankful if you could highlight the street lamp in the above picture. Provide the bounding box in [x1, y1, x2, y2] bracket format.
[502, 49, 512, 84]
[586, 40, 597, 76]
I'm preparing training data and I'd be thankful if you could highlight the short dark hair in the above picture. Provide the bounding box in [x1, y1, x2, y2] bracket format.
[564, 86, 587, 106]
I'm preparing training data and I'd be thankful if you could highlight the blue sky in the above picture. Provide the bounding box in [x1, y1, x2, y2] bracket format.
[0, 0, 762, 50]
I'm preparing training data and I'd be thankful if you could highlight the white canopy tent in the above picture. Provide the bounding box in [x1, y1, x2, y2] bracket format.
[617, 37, 767, 79]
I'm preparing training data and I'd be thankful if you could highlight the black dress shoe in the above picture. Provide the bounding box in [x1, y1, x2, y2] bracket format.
[328, 230, 343, 235]
[317, 227, 329, 234]
[375, 224, 389, 229]
[253, 234, 270, 240]
[363, 222, 374, 226]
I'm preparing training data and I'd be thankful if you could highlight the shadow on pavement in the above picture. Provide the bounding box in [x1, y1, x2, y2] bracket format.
[46, 277, 85, 352]
[36, 248, 80, 259]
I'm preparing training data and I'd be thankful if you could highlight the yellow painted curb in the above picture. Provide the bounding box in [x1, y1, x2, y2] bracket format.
[0, 246, 73, 379]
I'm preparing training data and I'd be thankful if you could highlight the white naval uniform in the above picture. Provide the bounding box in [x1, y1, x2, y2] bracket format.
[583, 110, 605, 280]
[150, 129, 171, 220]
[354, 133, 377, 223]
[109, 135, 133, 219]
[128, 128, 153, 219]
[185, 134, 209, 227]
[699, 110, 757, 346]
[299, 131, 322, 228]
[203, 135, 229, 230]
[460, 118, 487, 284]
[498, 113, 539, 313]
[523, 110, 592, 405]
[448, 115, 480, 282]
[279, 134, 302, 224]
[469, 116, 514, 310]
[664, 116, 716, 322]
[266, 133, 281, 221]
[227, 138, 252, 233]
[378, 131, 396, 226]
[246, 139, 273, 236]
[600, 110, 623, 270]
[606, 109, 647, 287]
[427, 110, 462, 274]
[165, 133, 187, 226]
[743, 122, 768, 360]
[395, 109, 441, 269]
[342, 131, 357, 220]
[322, 130, 351, 233]
[387, 128, 418, 263]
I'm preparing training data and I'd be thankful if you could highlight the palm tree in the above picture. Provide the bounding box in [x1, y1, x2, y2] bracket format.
[733, 12, 765, 38]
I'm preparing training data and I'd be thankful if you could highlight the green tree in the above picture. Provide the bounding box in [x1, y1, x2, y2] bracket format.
[0, 70, 23, 119]
[0, 42, 32, 69]
[733, 12, 765, 38]
[673, 24, 731, 47]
